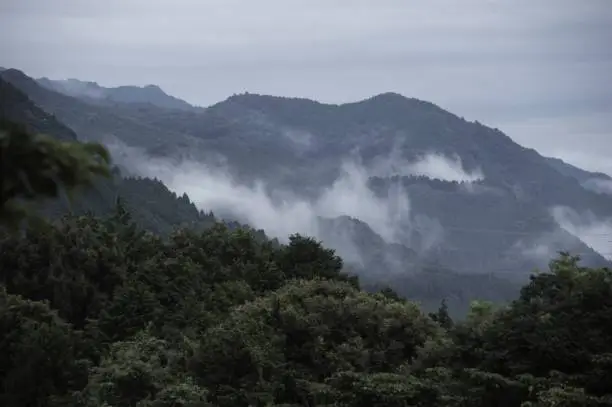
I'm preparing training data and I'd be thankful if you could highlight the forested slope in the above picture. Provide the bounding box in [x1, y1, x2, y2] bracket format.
[0, 76, 217, 235]
[3, 68, 610, 282]
[1, 206, 611, 406]
[0, 74, 524, 315]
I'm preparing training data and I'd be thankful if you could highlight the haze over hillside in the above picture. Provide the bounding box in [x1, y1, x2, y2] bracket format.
[3, 68, 611, 307]
[37, 77, 201, 111]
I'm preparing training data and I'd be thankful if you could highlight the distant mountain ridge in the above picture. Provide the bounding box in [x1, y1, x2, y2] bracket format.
[2, 68, 611, 293]
[0, 77, 77, 141]
[37, 76, 199, 112]
[1, 69, 202, 147]
[544, 156, 611, 183]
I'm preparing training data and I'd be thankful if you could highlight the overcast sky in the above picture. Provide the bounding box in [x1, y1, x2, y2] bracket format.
[1, 0, 611, 174]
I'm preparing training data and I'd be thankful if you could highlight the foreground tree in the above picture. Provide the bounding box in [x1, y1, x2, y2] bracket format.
[76, 330, 210, 407]
[0, 120, 111, 227]
[191, 279, 441, 406]
[0, 288, 86, 407]
[417, 254, 612, 406]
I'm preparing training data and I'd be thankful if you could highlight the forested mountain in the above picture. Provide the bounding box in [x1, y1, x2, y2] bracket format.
[3, 69, 610, 283]
[38, 76, 200, 111]
[0, 72, 518, 314]
[0, 75, 216, 234]
[0, 77, 77, 141]
[0, 68, 205, 147]
[4, 67, 612, 310]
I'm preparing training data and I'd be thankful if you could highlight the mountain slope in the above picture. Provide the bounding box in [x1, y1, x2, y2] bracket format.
[3, 69, 610, 283]
[545, 156, 612, 195]
[545, 156, 611, 183]
[0, 77, 77, 141]
[1, 72, 510, 315]
[38, 77, 199, 111]
[1, 69, 201, 147]
[165, 92, 611, 275]
[0, 74, 216, 235]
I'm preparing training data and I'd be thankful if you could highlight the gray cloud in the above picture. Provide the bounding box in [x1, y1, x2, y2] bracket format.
[404, 154, 483, 183]
[369, 150, 484, 182]
[105, 139, 451, 269]
[551, 206, 612, 260]
[1, 0, 611, 173]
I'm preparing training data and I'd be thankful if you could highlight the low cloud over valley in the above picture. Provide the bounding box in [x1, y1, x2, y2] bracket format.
[108, 141, 456, 268]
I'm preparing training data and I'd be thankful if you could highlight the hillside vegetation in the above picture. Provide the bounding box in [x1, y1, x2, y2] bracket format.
[3, 68, 611, 285]
[1, 200, 612, 406]
[1, 122, 612, 406]
[0, 73, 527, 316]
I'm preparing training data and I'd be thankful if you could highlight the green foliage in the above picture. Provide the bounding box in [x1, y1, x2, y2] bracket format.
[0, 288, 86, 407]
[0, 120, 111, 228]
[76, 330, 211, 407]
[190, 279, 438, 406]
[0, 206, 362, 406]
[1, 199, 612, 407]
[429, 299, 454, 330]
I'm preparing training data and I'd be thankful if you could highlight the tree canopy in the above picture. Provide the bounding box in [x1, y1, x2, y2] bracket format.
[1, 203, 611, 406]
[0, 120, 111, 228]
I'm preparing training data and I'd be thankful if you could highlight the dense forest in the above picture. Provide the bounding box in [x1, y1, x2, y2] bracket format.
[2, 116, 612, 406]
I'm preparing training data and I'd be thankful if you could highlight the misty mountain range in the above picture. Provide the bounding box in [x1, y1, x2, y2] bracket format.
[2, 67, 612, 314]
[37, 76, 200, 112]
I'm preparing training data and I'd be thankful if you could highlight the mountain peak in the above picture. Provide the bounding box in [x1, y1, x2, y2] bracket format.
[1, 68, 35, 83]
[32, 73, 197, 111]
[211, 93, 325, 115]
[369, 92, 409, 101]
[224, 92, 323, 104]
[144, 84, 163, 91]
[357, 92, 442, 111]
[216, 91, 440, 113]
